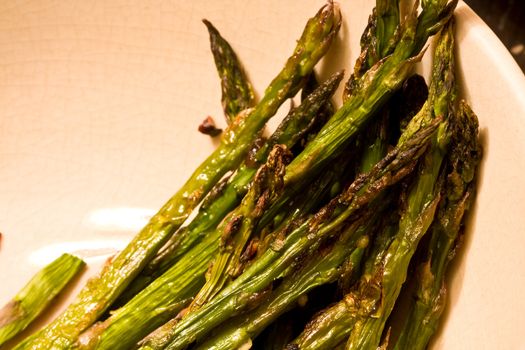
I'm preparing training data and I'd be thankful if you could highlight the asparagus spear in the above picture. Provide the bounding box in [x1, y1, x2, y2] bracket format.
[295, 72, 335, 153]
[285, 98, 435, 350]
[188, 74, 344, 310]
[61, 3, 449, 348]
[173, 17, 256, 267]
[255, 150, 352, 258]
[339, 0, 401, 195]
[376, 0, 401, 58]
[393, 99, 481, 350]
[259, 7, 423, 236]
[199, 143, 394, 350]
[193, 227, 372, 350]
[158, 71, 342, 264]
[116, 2, 452, 348]
[138, 113, 440, 350]
[191, 114, 388, 348]
[414, 0, 459, 55]
[286, 221, 399, 350]
[286, 111, 400, 350]
[14, 5, 341, 350]
[344, 0, 400, 100]
[119, 155, 344, 350]
[344, 17, 457, 350]
[93, 138, 348, 350]
[189, 144, 292, 310]
[86, 155, 343, 350]
[78, 227, 218, 350]
[189, 103, 368, 349]
[113, 70, 345, 308]
[0, 254, 84, 346]
[136, 3, 455, 347]
[75, 72, 345, 350]
[284, 0, 456, 189]
[288, 12, 454, 347]
[203, 19, 256, 123]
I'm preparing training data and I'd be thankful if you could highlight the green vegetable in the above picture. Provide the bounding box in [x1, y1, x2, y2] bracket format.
[344, 16, 458, 350]
[393, 99, 482, 349]
[203, 19, 256, 123]
[344, 0, 400, 99]
[286, 220, 398, 350]
[189, 144, 292, 310]
[0, 254, 84, 347]
[194, 229, 371, 350]
[13, 5, 341, 350]
[88, 75, 344, 349]
[138, 110, 440, 350]
[114, 70, 344, 309]
[5, 3, 483, 350]
[284, 0, 455, 190]
[19, 5, 340, 349]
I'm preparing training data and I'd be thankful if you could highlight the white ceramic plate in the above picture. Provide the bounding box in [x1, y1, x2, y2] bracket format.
[1, 1, 524, 349]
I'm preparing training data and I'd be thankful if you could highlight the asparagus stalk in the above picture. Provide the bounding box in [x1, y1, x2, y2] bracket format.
[296, 72, 335, 152]
[138, 166, 343, 350]
[288, 12, 454, 348]
[188, 74, 344, 310]
[14, 5, 341, 350]
[77, 228, 218, 350]
[341, 0, 400, 176]
[194, 228, 371, 350]
[344, 0, 400, 100]
[288, 298, 358, 350]
[414, 0, 459, 55]
[203, 19, 256, 123]
[153, 17, 263, 271]
[189, 144, 292, 310]
[203, 115, 386, 350]
[134, 3, 451, 348]
[100, 144, 349, 350]
[286, 114, 400, 350]
[265, 31, 420, 230]
[284, 102, 434, 350]
[90, 155, 343, 350]
[284, 0, 456, 189]
[157, 71, 342, 265]
[286, 220, 399, 350]
[63, 3, 449, 348]
[393, 99, 481, 350]
[138, 113, 440, 350]
[123, 156, 344, 350]
[75, 71, 345, 350]
[198, 151, 392, 350]
[376, 0, 401, 58]
[114, 70, 344, 308]
[0, 254, 85, 346]
[195, 124, 388, 349]
[256, 150, 352, 257]
[136, 4, 456, 347]
[344, 18, 457, 350]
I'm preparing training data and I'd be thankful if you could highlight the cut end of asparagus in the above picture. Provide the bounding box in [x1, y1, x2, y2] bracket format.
[0, 253, 85, 346]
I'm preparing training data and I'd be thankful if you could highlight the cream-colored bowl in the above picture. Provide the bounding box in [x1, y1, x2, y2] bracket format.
[1, 1, 524, 349]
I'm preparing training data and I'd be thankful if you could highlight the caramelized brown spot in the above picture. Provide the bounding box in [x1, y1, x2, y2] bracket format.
[0, 300, 23, 327]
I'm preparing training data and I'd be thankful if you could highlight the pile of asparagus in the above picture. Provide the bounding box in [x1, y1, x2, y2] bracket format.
[0, 0, 482, 349]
